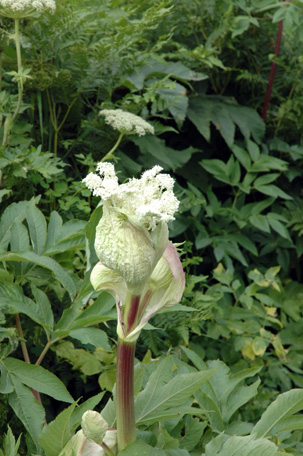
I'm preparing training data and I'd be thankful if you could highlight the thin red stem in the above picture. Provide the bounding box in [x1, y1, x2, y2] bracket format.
[261, 18, 284, 120]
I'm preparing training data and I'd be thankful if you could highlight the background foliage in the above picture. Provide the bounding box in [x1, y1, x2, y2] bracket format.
[1, 0, 303, 454]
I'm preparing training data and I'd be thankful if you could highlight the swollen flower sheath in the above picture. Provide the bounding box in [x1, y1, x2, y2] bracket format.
[84, 163, 179, 292]
[84, 162, 185, 342]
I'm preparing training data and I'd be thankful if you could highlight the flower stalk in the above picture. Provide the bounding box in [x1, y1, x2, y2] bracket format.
[116, 338, 136, 451]
[2, 18, 23, 147]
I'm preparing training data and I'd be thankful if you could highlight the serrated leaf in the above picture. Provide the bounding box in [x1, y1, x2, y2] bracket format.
[135, 366, 216, 424]
[207, 434, 279, 456]
[3, 358, 73, 403]
[8, 378, 45, 450]
[39, 403, 77, 456]
[0, 252, 76, 299]
[252, 389, 303, 438]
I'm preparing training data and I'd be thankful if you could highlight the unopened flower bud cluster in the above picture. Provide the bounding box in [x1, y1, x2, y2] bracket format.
[100, 109, 154, 136]
[83, 163, 179, 231]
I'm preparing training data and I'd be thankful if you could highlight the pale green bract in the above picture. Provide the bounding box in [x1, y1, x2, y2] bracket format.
[81, 411, 108, 446]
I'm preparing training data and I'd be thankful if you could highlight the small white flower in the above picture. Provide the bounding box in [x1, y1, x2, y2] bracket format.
[0, 0, 55, 18]
[99, 109, 154, 136]
[83, 162, 179, 231]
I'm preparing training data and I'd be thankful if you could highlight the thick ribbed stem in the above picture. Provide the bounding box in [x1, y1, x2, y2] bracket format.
[116, 338, 136, 451]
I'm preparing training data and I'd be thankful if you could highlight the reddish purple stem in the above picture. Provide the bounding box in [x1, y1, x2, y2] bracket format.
[116, 339, 136, 450]
[126, 295, 140, 333]
[261, 18, 284, 120]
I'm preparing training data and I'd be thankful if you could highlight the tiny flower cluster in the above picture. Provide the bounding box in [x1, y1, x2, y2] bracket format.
[83, 163, 179, 231]
[0, 0, 55, 18]
[100, 109, 154, 136]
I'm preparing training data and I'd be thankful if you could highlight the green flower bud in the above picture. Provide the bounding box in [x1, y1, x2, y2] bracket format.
[81, 410, 108, 446]
[94, 205, 168, 291]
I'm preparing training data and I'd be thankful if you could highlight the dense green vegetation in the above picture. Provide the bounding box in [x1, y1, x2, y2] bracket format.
[1, 0, 303, 454]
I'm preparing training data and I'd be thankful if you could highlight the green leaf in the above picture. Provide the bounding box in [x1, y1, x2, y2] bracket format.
[45, 211, 63, 250]
[39, 403, 77, 456]
[254, 184, 292, 200]
[205, 434, 279, 456]
[0, 201, 32, 251]
[134, 136, 196, 172]
[118, 439, 162, 456]
[2, 426, 21, 456]
[187, 98, 211, 142]
[0, 252, 76, 299]
[267, 214, 292, 241]
[69, 328, 110, 351]
[196, 361, 262, 432]
[135, 361, 216, 424]
[253, 173, 280, 186]
[31, 285, 54, 330]
[249, 215, 271, 233]
[231, 145, 251, 170]
[3, 358, 74, 403]
[10, 221, 30, 252]
[26, 202, 47, 255]
[252, 389, 303, 438]
[211, 103, 235, 148]
[8, 378, 45, 450]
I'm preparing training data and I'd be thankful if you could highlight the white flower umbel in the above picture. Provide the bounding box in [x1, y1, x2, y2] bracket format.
[100, 109, 154, 136]
[0, 0, 56, 18]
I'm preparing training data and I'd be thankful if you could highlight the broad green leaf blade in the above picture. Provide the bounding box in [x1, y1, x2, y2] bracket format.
[39, 403, 77, 456]
[10, 221, 30, 252]
[69, 328, 110, 351]
[3, 358, 73, 403]
[46, 211, 63, 250]
[0, 252, 76, 299]
[31, 285, 54, 331]
[0, 201, 32, 251]
[252, 389, 303, 438]
[8, 378, 45, 451]
[0, 282, 43, 327]
[205, 434, 279, 456]
[136, 365, 216, 424]
[26, 202, 47, 254]
[211, 103, 235, 148]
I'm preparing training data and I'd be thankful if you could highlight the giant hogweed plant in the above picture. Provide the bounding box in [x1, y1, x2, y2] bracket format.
[0, 111, 303, 455]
